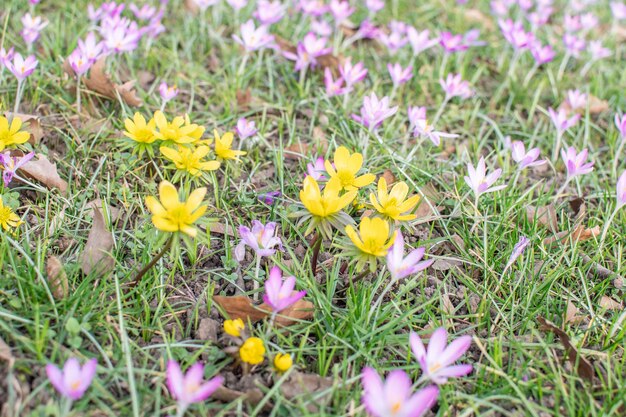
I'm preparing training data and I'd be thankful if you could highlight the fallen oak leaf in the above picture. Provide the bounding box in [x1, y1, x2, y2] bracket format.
[79, 200, 122, 276]
[537, 316, 595, 381]
[19, 153, 68, 194]
[564, 300, 586, 325]
[46, 255, 69, 299]
[543, 224, 600, 245]
[599, 296, 623, 310]
[279, 371, 334, 412]
[526, 204, 558, 231]
[212, 386, 269, 410]
[213, 295, 314, 327]
[83, 57, 142, 107]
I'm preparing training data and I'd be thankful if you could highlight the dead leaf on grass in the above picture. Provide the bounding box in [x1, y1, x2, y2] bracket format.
[381, 169, 396, 185]
[564, 300, 586, 325]
[212, 386, 268, 409]
[19, 154, 68, 194]
[599, 296, 623, 310]
[280, 371, 333, 411]
[0, 336, 14, 366]
[537, 316, 595, 381]
[80, 200, 122, 276]
[560, 94, 609, 115]
[46, 255, 69, 299]
[526, 204, 558, 230]
[543, 224, 600, 245]
[213, 295, 315, 327]
[284, 136, 329, 160]
[209, 222, 235, 237]
[83, 58, 142, 107]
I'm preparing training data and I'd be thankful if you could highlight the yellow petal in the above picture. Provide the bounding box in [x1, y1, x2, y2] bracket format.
[152, 216, 179, 232]
[334, 146, 351, 170]
[180, 224, 198, 237]
[145, 196, 166, 216]
[186, 187, 207, 211]
[160, 146, 181, 163]
[345, 225, 364, 251]
[159, 181, 180, 210]
[353, 173, 375, 188]
[9, 117, 23, 134]
[347, 152, 363, 174]
[389, 182, 409, 202]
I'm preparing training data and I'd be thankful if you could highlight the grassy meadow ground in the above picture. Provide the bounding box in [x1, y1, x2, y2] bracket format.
[1, 0, 626, 416]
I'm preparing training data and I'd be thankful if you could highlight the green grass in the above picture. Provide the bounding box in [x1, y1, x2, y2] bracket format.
[1, 0, 626, 416]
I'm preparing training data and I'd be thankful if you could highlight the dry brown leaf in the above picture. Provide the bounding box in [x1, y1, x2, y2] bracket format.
[46, 256, 68, 299]
[213, 295, 314, 327]
[561, 95, 609, 115]
[441, 293, 455, 314]
[0, 336, 13, 366]
[209, 222, 235, 237]
[280, 371, 333, 411]
[565, 301, 586, 325]
[80, 201, 121, 276]
[381, 169, 396, 185]
[212, 386, 268, 409]
[543, 224, 600, 245]
[431, 258, 462, 271]
[83, 58, 142, 107]
[4, 112, 44, 144]
[599, 296, 623, 310]
[136, 70, 155, 90]
[526, 204, 558, 230]
[284, 137, 328, 160]
[537, 316, 595, 381]
[19, 154, 68, 194]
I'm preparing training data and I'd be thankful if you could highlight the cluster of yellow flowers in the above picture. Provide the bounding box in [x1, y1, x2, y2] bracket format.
[297, 146, 421, 270]
[124, 111, 245, 180]
[223, 318, 292, 372]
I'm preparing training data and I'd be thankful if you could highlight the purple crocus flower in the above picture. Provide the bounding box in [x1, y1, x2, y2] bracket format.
[504, 236, 530, 272]
[407, 27, 438, 56]
[166, 360, 223, 413]
[464, 157, 506, 197]
[226, 0, 248, 11]
[352, 92, 398, 131]
[379, 28, 409, 54]
[262, 266, 306, 312]
[235, 220, 283, 258]
[611, 2, 626, 19]
[311, 19, 333, 37]
[561, 146, 594, 179]
[0, 47, 15, 67]
[298, 0, 329, 16]
[407, 106, 427, 128]
[366, 0, 385, 13]
[566, 89, 586, 111]
[284, 32, 331, 72]
[617, 170, 626, 208]
[253, 0, 286, 25]
[387, 63, 413, 87]
[409, 328, 473, 384]
[233, 20, 275, 52]
[235, 117, 258, 139]
[386, 231, 433, 281]
[339, 60, 368, 90]
[439, 32, 468, 53]
[511, 141, 546, 169]
[45, 358, 98, 400]
[564, 14, 582, 32]
[499, 19, 535, 50]
[588, 40, 611, 61]
[329, 0, 355, 25]
[21, 14, 48, 46]
[615, 113, 626, 141]
[258, 191, 281, 205]
[129, 3, 158, 20]
[563, 34, 585, 57]
[102, 23, 142, 53]
[67, 49, 92, 76]
[324, 68, 347, 96]
[439, 73, 472, 100]
[413, 119, 458, 146]
[159, 82, 179, 103]
[6, 53, 38, 81]
[548, 107, 580, 136]
[307, 157, 327, 181]
[78, 33, 104, 63]
[530, 43, 555, 65]
[361, 367, 439, 417]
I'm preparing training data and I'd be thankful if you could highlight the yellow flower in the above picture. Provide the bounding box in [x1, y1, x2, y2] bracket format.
[145, 181, 207, 237]
[239, 337, 265, 365]
[345, 217, 396, 257]
[370, 177, 421, 221]
[184, 114, 205, 142]
[273, 353, 293, 372]
[299, 176, 356, 219]
[0, 116, 30, 151]
[214, 130, 246, 161]
[153, 111, 198, 144]
[0, 197, 22, 231]
[123, 113, 157, 144]
[224, 318, 245, 337]
[325, 146, 375, 191]
[160, 145, 220, 176]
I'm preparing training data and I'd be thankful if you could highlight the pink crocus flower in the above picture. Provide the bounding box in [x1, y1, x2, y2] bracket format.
[386, 231, 433, 281]
[0, 47, 15, 67]
[166, 360, 223, 413]
[387, 63, 413, 87]
[227, 0, 248, 11]
[355, 19, 382, 40]
[439, 73, 472, 100]
[159, 82, 179, 102]
[233, 19, 275, 52]
[366, 0, 385, 12]
[78, 33, 105, 63]
[504, 236, 530, 272]
[102, 24, 142, 53]
[189, 0, 219, 11]
[253, 0, 286, 25]
[324, 68, 347, 96]
[564, 14, 583, 32]
[21, 13, 48, 45]
[406, 27, 438, 56]
[379, 29, 409, 54]
[68, 49, 92, 75]
[258, 191, 281, 205]
[0, 151, 35, 186]
[615, 113, 626, 141]
[329, 0, 355, 25]
[6, 53, 38, 81]
[129, 3, 158, 20]
[307, 157, 327, 181]
[611, 2, 626, 19]
[235, 220, 283, 259]
[580, 12, 598, 31]
[407, 106, 427, 128]
[311, 19, 333, 37]
[413, 119, 458, 146]
[561, 146, 594, 179]
[339, 59, 368, 90]
[565, 89, 587, 111]
[616, 170, 626, 208]
[464, 157, 506, 197]
[563, 34, 585, 57]
[548, 107, 580, 136]
[410, 327, 473, 384]
[235, 117, 258, 139]
[298, 0, 329, 16]
[588, 40, 611, 61]
[352, 92, 398, 131]
[439, 32, 468, 53]
[262, 266, 307, 313]
[530, 43, 555, 65]
[361, 367, 439, 417]
[284, 32, 331, 72]
[499, 19, 535, 50]
[45, 358, 97, 400]
[511, 141, 546, 170]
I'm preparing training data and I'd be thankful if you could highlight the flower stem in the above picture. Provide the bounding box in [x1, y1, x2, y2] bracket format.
[557, 53, 570, 81]
[60, 399, 73, 417]
[522, 63, 539, 87]
[130, 235, 173, 287]
[175, 404, 188, 417]
[556, 177, 571, 197]
[310, 231, 322, 276]
[552, 131, 563, 162]
[432, 96, 449, 125]
[76, 77, 82, 115]
[253, 255, 261, 301]
[13, 80, 23, 114]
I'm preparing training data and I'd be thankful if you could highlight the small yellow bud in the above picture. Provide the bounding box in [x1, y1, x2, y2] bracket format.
[223, 318, 245, 337]
[273, 353, 293, 372]
[239, 337, 265, 365]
